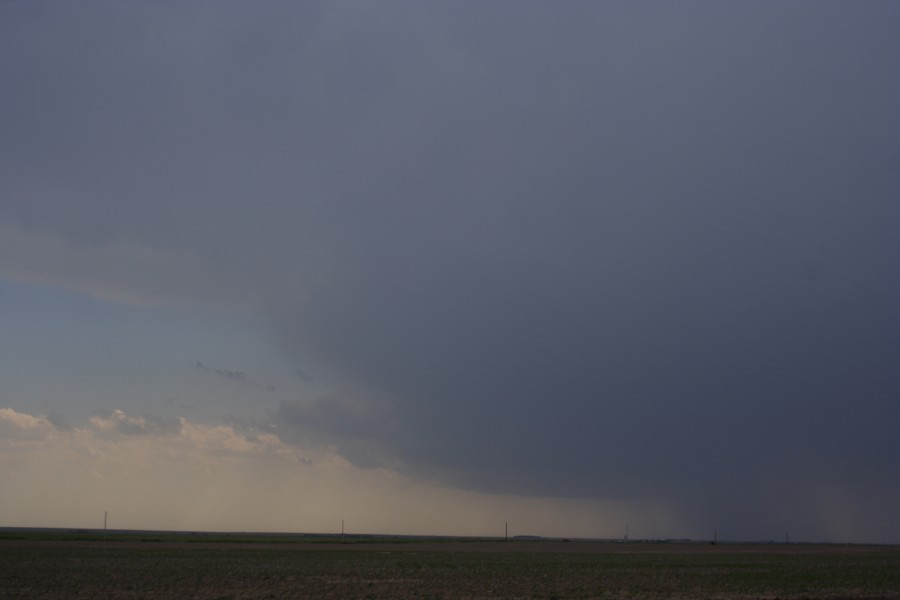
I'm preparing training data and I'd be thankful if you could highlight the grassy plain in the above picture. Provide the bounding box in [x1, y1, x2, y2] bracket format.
[1, 533, 898, 599]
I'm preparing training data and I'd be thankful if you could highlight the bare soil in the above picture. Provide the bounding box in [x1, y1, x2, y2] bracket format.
[2, 538, 898, 599]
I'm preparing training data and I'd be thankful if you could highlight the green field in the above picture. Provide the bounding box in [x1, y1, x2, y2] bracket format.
[2, 534, 898, 599]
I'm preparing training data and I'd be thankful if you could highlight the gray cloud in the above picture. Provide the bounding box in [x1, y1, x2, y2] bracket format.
[191, 360, 247, 385]
[191, 360, 276, 393]
[278, 393, 399, 469]
[2, 1, 899, 541]
[166, 398, 196, 412]
[294, 369, 314, 382]
[45, 413, 72, 431]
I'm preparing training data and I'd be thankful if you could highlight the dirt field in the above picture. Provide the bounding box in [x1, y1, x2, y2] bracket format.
[2, 538, 899, 599]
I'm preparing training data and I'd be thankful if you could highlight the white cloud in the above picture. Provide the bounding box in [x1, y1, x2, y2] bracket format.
[0, 408, 55, 441]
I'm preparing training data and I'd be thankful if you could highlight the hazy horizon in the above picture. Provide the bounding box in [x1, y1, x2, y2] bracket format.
[0, 523, 865, 546]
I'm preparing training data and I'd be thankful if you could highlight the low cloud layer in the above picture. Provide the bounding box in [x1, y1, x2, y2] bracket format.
[1, 407, 666, 538]
[1, 2, 899, 542]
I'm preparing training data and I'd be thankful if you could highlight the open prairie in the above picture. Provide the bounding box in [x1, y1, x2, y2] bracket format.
[2, 536, 898, 599]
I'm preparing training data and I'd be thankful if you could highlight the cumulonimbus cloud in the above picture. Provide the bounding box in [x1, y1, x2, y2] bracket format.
[1, 1, 898, 542]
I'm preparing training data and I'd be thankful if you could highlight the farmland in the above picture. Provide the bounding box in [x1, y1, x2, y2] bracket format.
[1, 533, 898, 599]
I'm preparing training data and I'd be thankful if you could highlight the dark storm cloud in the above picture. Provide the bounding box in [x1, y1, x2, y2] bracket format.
[277, 389, 406, 470]
[2, 1, 899, 540]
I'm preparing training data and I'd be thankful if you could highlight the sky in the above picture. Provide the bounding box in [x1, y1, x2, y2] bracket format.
[1, 1, 899, 543]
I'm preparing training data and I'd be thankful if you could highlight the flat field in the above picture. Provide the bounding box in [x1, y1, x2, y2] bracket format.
[2, 536, 899, 599]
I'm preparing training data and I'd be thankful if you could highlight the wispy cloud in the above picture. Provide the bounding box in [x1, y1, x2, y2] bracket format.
[191, 360, 276, 393]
